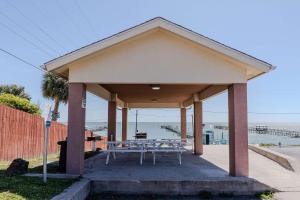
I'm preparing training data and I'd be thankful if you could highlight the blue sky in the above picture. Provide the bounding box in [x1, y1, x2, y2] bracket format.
[0, 0, 299, 123]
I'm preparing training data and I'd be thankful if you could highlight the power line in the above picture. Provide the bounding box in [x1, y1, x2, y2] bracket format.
[249, 112, 300, 115]
[6, 1, 68, 52]
[29, 0, 79, 49]
[0, 11, 61, 55]
[73, 0, 97, 35]
[0, 48, 45, 72]
[0, 48, 67, 79]
[54, 0, 90, 42]
[203, 110, 300, 115]
[0, 21, 54, 57]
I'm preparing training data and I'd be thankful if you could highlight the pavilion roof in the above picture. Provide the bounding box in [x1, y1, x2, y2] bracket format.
[44, 17, 275, 78]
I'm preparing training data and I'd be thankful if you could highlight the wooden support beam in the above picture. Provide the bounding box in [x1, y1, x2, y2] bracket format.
[198, 85, 228, 100]
[109, 93, 125, 108]
[116, 97, 125, 108]
[86, 84, 126, 108]
[182, 84, 228, 107]
[127, 102, 180, 108]
[86, 84, 111, 100]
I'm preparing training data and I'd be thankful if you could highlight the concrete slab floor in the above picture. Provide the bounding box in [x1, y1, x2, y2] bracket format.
[84, 145, 300, 198]
[84, 148, 236, 181]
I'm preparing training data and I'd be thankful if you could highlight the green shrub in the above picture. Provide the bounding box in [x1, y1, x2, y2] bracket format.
[0, 94, 41, 115]
[259, 143, 276, 147]
[255, 191, 274, 199]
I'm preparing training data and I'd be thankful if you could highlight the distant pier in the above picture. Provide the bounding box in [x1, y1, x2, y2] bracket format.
[214, 125, 300, 138]
[161, 125, 193, 138]
[86, 126, 107, 132]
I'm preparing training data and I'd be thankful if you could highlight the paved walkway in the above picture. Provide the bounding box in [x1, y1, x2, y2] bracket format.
[201, 145, 300, 193]
[265, 146, 300, 200]
[202, 146, 300, 200]
[270, 146, 300, 161]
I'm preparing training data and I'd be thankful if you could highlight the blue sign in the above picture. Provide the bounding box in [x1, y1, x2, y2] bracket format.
[45, 121, 51, 128]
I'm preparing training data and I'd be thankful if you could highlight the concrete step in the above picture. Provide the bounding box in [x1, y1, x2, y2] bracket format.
[91, 178, 274, 196]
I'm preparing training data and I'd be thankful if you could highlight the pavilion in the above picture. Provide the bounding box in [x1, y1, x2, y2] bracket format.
[44, 17, 274, 176]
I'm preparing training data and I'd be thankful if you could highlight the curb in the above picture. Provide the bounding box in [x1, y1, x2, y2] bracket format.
[248, 145, 294, 171]
[51, 178, 91, 200]
[91, 178, 274, 195]
[23, 173, 79, 179]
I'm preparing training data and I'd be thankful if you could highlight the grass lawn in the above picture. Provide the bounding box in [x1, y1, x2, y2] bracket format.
[0, 173, 75, 200]
[259, 143, 277, 147]
[0, 151, 101, 199]
[0, 154, 76, 200]
[27, 151, 100, 174]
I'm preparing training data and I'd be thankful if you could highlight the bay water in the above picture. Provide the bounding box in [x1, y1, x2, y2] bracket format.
[86, 122, 300, 145]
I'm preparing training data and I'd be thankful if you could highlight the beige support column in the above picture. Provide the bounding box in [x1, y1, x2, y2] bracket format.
[228, 83, 249, 177]
[180, 107, 187, 141]
[193, 101, 203, 155]
[122, 107, 128, 142]
[66, 83, 86, 175]
[107, 101, 117, 141]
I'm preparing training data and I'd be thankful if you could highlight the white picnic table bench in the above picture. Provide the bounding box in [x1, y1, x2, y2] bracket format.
[103, 139, 186, 165]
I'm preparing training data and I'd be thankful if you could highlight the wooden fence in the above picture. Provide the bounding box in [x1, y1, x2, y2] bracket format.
[0, 105, 106, 161]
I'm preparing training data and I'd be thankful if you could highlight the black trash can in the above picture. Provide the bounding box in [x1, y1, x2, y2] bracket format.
[57, 139, 67, 173]
[205, 134, 210, 145]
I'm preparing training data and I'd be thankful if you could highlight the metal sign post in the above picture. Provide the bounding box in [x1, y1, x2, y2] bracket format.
[43, 105, 52, 183]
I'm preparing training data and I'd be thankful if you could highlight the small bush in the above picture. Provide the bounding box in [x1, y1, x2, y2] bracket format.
[259, 143, 276, 147]
[255, 191, 274, 199]
[0, 94, 41, 115]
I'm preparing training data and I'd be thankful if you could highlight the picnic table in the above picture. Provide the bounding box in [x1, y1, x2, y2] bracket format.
[103, 139, 186, 165]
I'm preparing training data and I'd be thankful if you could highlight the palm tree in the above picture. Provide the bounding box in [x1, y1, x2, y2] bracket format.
[42, 72, 68, 121]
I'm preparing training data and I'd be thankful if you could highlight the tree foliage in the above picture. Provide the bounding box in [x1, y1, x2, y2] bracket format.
[0, 94, 41, 115]
[41, 72, 68, 121]
[0, 84, 31, 100]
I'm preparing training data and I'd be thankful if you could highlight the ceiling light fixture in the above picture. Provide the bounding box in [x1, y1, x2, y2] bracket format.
[150, 84, 160, 90]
